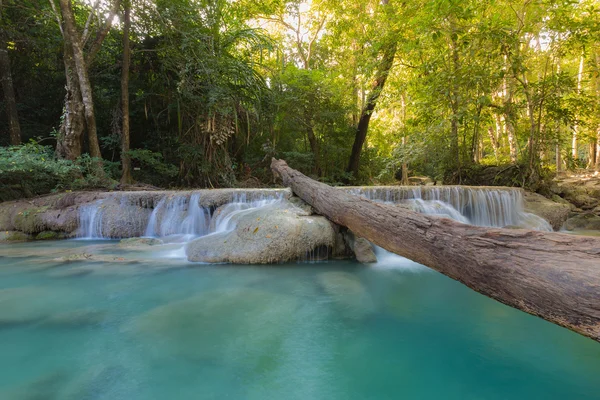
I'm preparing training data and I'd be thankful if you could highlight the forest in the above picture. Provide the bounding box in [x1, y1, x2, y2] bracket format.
[1, 0, 600, 198]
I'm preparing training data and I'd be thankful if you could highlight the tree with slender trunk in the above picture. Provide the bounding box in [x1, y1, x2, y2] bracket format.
[120, 0, 133, 184]
[346, 0, 397, 180]
[595, 48, 600, 171]
[0, 0, 21, 145]
[572, 53, 584, 162]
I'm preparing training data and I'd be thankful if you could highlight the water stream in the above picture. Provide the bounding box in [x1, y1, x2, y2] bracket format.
[0, 240, 598, 399]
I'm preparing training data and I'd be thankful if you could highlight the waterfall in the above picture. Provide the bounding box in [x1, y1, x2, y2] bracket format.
[347, 186, 553, 270]
[181, 193, 211, 236]
[77, 200, 106, 239]
[79, 190, 284, 240]
[348, 186, 552, 230]
[77, 186, 550, 243]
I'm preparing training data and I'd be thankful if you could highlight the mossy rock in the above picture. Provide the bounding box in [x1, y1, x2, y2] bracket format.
[565, 213, 600, 231]
[35, 231, 61, 240]
[0, 231, 32, 241]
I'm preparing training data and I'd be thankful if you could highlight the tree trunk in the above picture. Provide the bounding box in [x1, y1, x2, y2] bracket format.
[306, 125, 321, 176]
[58, 0, 102, 160]
[120, 0, 133, 185]
[595, 49, 600, 171]
[0, 26, 21, 145]
[487, 127, 499, 162]
[271, 158, 600, 342]
[588, 141, 596, 170]
[346, 40, 397, 179]
[502, 56, 518, 163]
[56, 42, 85, 160]
[572, 53, 584, 161]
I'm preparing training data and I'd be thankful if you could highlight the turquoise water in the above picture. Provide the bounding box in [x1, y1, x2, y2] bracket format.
[0, 240, 599, 399]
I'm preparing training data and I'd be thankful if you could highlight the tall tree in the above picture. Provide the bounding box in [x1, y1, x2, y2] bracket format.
[50, 0, 120, 160]
[120, 0, 132, 184]
[0, 0, 21, 145]
[346, 0, 397, 179]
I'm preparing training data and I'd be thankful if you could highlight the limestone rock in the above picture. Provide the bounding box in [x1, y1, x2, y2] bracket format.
[565, 213, 600, 231]
[522, 192, 571, 231]
[0, 231, 32, 241]
[35, 231, 63, 240]
[186, 200, 336, 264]
[343, 232, 377, 263]
[117, 237, 163, 249]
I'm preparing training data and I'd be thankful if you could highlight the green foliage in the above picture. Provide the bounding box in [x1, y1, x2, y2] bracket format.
[0, 142, 116, 201]
[2, 0, 599, 195]
[127, 149, 178, 187]
[0, 142, 81, 201]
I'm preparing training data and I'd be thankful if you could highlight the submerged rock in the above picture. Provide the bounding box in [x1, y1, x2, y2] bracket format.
[317, 271, 376, 320]
[117, 237, 163, 249]
[186, 200, 336, 264]
[0, 286, 77, 326]
[0, 371, 68, 400]
[41, 309, 107, 328]
[127, 288, 299, 361]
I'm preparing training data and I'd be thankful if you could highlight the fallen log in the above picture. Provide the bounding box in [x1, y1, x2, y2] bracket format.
[271, 158, 600, 342]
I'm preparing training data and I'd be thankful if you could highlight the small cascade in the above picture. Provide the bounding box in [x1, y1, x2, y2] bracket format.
[78, 190, 286, 240]
[144, 193, 212, 237]
[77, 200, 106, 239]
[144, 197, 165, 237]
[212, 197, 282, 233]
[181, 193, 211, 236]
[408, 199, 470, 224]
[145, 195, 190, 237]
[349, 186, 551, 231]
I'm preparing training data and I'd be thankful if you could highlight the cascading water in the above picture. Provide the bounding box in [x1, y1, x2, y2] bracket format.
[347, 186, 553, 269]
[348, 186, 552, 231]
[79, 191, 284, 242]
[77, 200, 106, 239]
[211, 197, 282, 234]
[77, 187, 552, 265]
[144, 195, 210, 238]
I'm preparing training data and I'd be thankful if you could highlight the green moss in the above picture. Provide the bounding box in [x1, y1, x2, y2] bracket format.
[35, 231, 60, 240]
[0, 231, 32, 241]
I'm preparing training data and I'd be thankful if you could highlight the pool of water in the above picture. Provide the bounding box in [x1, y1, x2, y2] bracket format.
[0, 240, 599, 400]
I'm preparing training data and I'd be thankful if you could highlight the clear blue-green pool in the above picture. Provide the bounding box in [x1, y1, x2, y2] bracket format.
[0, 240, 599, 400]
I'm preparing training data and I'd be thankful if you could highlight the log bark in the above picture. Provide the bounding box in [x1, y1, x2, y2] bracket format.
[271, 158, 600, 342]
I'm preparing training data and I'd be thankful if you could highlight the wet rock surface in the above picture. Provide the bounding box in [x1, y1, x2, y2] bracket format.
[522, 192, 571, 231]
[186, 200, 337, 264]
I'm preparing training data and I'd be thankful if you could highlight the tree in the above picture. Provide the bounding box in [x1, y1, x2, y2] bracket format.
[346, 0, 397, 180]
[49, 0, 120, 160]
[0, 0, 21, 145]
[120, 0, 132, 184]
